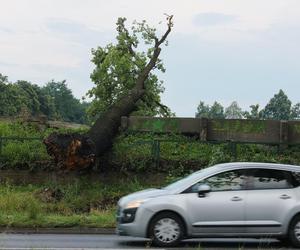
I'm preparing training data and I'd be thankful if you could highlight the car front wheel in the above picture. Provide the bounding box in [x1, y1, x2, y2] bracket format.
[148, 212, 184, 247]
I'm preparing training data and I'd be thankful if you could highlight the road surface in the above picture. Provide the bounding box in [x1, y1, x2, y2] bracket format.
[0, 234, 293, 249]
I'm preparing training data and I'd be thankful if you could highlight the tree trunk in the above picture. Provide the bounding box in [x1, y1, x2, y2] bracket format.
[44, 16, 173, 171]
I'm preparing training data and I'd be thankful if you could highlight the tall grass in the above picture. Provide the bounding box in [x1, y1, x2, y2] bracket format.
[0, 177, 156, 228]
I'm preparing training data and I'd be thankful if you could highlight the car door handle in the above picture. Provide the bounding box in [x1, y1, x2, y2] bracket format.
[280, 194, 291, 200]
[231, 196, 243, 201]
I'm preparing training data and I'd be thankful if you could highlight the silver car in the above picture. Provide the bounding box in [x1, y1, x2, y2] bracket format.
[116, 162, 300, 247]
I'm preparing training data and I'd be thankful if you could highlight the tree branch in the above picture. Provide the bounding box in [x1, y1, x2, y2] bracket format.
[118, 20, 137, 57]
[154, 100, 170, 117]
[157, 15, 173, 46]
[136, 15, 173, 90]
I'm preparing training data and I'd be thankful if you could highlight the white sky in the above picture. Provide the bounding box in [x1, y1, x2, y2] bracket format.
[0, 0, 300, 116]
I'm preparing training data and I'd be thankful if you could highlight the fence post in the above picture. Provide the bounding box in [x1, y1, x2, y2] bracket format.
[199, 118, 208, 141]
[228, 141, 237, 160]
[156, 140, 160, 168]
[121, 116, 129, 131]
[0, 137, 2, 156]
[151, 140, 160, 168]
[279, 120, 289, 151]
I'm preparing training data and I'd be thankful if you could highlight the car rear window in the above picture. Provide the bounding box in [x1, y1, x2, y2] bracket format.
[246, 169, 296, 190]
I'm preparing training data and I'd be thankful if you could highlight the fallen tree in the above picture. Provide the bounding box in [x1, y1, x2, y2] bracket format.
[44, 15, 173, 170]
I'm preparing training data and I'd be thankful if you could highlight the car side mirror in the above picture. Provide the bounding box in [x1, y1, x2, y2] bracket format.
[197, 184, 211, 198]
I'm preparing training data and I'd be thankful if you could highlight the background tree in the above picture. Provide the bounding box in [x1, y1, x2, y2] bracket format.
[16, 80, 42, 116]
[243, 104, 262, 119]
[210, 101, 225, 118]
[0, 74, 88, 123]
[0, 73, 8, 83]
[0, 75, 27, 116]
[87, 17, 172, 120]
[291, 103, 300, 120]
[195, 90, 297, 121]
[225, 101, 243, 119]
[195, 101, 224, 118]
[195, 101, 210, 118]
[42, 80, 88, 123]
[261, 89, 291, 120]
[36, 87, 56, 119]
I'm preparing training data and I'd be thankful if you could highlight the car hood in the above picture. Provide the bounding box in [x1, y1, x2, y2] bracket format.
[118, 188, 170, 208]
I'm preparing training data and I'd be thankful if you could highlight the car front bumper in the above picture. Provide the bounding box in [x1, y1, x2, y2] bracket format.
[116, 206, 154, 238]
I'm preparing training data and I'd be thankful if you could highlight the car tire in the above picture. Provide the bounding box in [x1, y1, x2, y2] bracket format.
[148, 211, 184, 247]
[288, 215, 300, 248]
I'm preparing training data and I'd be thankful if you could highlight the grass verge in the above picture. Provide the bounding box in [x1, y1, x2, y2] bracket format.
[0, 177, 160, 228]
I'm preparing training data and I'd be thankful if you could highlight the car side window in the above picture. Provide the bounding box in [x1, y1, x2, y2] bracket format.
[185, 170, 248, 193]
[246, 169, 296, 190]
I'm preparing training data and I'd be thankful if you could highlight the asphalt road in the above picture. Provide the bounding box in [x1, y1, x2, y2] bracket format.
[0, 234, 295, 250]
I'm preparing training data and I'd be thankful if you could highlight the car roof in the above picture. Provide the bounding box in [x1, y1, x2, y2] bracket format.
[213, 162, 300, 172]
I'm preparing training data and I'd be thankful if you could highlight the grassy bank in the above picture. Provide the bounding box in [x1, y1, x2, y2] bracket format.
[0, 177, 160, 228]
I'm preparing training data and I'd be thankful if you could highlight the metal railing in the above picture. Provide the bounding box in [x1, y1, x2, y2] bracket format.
[125, 138, 300, 168]
[1, 136, 299, 167]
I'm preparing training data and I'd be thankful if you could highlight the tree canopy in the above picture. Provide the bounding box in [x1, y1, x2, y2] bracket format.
[262, 89, 292, 120]
[225, 101, 243, 119]
[195, 101, 224, 119]
[43, 80, 88, 123]
[87, 17, 172, 120]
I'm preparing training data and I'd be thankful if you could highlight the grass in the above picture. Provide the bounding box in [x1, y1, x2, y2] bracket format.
[0, 177, 160, 228]
[0, 211, 116, 228]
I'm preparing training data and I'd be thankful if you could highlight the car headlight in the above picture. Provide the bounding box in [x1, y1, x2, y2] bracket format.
[125, 199, 149, 209]
[121, 208, 137, 223]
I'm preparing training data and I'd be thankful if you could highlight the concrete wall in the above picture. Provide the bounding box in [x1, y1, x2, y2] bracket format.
[121, 116, 300, 145]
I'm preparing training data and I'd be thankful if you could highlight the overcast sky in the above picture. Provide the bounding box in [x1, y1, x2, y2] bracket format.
[0, 0, 299, 116]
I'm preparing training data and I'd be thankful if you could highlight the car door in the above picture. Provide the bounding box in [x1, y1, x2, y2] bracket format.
[245, 168, 297, 234]
[183, 169, 248, 235]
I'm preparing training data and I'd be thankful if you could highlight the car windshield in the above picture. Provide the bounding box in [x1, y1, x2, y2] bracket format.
[163, 165, 222, 191]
